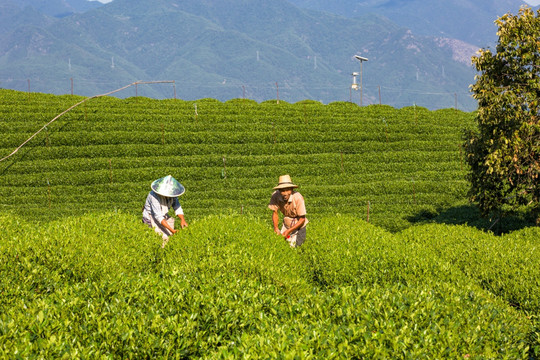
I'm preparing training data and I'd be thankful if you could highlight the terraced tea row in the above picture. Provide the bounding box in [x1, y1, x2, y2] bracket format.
[1, 213, 537, 357]
[0, 90, 474, 230]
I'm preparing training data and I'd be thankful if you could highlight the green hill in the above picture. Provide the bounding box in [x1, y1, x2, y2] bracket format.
[1, 89, 478, 231]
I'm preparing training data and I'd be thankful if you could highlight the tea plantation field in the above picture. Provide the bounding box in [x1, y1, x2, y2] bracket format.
[1, 213, 539, 358]
[1, 89, 476, 231]
[1, 90, 539, 357]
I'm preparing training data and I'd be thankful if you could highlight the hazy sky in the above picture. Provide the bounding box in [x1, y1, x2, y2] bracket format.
[93, 0, 540, 4]
[91, 0, 540, 5]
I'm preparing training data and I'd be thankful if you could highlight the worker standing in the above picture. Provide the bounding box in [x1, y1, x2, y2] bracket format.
[142, 175, 188, 247]
[268, 175, 309, 247]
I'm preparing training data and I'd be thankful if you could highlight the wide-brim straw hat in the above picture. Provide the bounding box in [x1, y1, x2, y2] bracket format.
[273, 174, 299, 190]
[151, 175, 185, 197]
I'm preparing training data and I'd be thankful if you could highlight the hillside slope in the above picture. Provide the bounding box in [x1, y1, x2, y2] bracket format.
[287, 0, 530, 47]
[0, 89, 476, 231]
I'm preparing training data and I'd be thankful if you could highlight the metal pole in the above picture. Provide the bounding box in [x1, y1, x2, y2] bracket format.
[354, 55, 368, 106]
[360, 60, 363, 106]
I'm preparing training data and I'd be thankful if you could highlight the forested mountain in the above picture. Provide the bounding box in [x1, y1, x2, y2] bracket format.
[4, 0, 103, 18]
[287, 0, 533, 47]
[1, 0, 532, 110]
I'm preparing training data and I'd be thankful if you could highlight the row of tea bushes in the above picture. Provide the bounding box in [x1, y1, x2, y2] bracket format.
[0, 212, 537, 358]
[0, 90, 474, 231]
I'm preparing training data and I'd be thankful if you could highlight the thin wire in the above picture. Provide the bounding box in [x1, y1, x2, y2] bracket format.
[0, 80, 174, 163]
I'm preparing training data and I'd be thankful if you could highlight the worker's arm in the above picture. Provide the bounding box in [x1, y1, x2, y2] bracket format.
[272, 210, 281, 235]
[282, 216, 306, 238]
[161, 219, 177, 234]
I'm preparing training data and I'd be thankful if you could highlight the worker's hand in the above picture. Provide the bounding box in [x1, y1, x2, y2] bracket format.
[177, 215, 188, 229]
[171, 229, 179, 234]
[274, 227, 281, 235]
[282, 229, 291, 238]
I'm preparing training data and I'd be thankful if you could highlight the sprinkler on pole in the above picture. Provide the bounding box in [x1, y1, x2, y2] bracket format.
[354, 55, 368, 106]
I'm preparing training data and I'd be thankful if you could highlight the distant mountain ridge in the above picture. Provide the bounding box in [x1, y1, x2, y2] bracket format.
[0, 0, 531, 110]
[287, 0, 532, 48]
[16, 0, 103, 17]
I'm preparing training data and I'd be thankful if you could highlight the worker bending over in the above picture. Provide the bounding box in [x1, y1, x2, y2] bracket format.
[268, 174, 308, 247]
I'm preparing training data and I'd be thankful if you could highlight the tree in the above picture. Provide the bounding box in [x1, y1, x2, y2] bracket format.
[465, 6, 540, 224]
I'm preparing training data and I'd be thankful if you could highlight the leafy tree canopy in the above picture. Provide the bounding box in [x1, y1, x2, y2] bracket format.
[466, 6, 540, 224]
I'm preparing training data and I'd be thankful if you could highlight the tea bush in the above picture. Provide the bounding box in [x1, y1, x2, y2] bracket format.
[0, 90, 473, 231]
[0, 213, 537, 358]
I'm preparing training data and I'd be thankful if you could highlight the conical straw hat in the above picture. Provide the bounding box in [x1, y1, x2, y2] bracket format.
[273, 174, 299, 190]
[151, 175, 185, 197]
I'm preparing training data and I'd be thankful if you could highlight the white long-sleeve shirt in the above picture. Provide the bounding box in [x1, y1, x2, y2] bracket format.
[142, 190, 184, 224]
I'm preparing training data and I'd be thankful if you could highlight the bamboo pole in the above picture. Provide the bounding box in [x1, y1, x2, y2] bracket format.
[222, 156, 227, 179]
[0, 81, 175, 163]
[47, 179, 51, 209]
[412, 178, 416, 205]
[109, 159, 113, 184]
